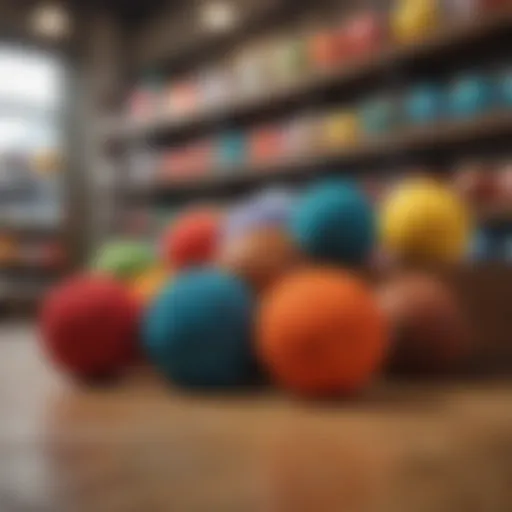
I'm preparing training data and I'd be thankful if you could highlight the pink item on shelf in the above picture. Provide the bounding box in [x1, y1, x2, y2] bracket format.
[341, 11, 388, 59]
[129, 90, 154, 121]
[249, 126, 284, 167]
[168, 80, 199, 118]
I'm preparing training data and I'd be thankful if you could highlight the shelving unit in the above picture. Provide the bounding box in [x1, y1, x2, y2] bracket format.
[107, 6, 512, 228]
[108, 10, 512, 147]
[0, 42, 70, 316]
[124, 112, 512, 203]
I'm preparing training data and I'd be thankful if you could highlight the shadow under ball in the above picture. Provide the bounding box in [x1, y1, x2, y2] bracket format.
[378, 273, 469, 376]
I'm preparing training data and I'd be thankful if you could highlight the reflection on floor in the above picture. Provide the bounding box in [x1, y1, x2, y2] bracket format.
[0, 323, 512, 511]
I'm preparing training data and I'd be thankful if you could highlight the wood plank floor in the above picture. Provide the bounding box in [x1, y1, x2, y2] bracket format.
[1, 323, 512, 511]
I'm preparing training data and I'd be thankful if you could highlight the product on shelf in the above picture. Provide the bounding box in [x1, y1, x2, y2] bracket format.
[497, 67, 512, 107]
[308, 27, 339, 70]
[404, 83, 446, 124]
[232, 50, 262, 101]
[448, 73, 497, 118]
[248, 125, 284, 166]
[271, 35, 309, 87]
[339, 10, 389, 60]
[167, 78, 200, 119]
[322, 110, 361, 150]
[129, 73, 163, 121]
[163, 140, 212, 182]
[198, 67, 227, 111]
[281, 116, 316, 158]
[360, 96, 402, 136]
[391, 0, 441, 44]
[216, 131, 247, 170]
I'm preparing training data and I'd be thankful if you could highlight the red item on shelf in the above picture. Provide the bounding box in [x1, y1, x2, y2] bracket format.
[309, 30, 339, 69]
[162, 142, 212, 183]
[341, 11, 388, 59]
[249, 127, 284, 166]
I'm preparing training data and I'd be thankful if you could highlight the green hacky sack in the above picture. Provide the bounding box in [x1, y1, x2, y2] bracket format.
[91, 240, 154, 281]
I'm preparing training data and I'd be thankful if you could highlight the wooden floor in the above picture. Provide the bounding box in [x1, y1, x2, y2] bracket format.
[1, 325, 512, 511]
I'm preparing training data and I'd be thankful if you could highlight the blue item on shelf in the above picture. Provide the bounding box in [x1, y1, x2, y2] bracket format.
[470, 227, 509, 262]
[405, 83, 445, 125]
[360, 97, 401, 135]
[448, 73, 496, 119]
[217, 131, 246, 169]
[497, 69, 512, 108]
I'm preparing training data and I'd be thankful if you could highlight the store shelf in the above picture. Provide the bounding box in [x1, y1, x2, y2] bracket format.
[108, 10, 512, 147]
[124, 112, 512, 203]
[0, 225, 63, 238]
[0, 262, 65, 277]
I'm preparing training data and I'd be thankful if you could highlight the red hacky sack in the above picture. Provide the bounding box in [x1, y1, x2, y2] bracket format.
[161, 208, 220, 270]
[40, 275, 141, 378]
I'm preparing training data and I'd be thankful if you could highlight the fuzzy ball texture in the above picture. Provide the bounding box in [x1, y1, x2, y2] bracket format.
[143, 269, 256, 389]
[257, 268, 388, 397]
[41, 275, 140, 377]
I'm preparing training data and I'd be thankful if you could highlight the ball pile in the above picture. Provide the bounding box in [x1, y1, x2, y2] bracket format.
[40, 178, 472, 396]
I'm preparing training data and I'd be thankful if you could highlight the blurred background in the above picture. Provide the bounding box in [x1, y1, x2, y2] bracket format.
[0, 3, 512, 510]
[0, 0, 510, 316]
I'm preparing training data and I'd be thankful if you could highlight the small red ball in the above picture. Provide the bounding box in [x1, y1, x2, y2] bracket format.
[40, 275, 140, 378]
[160, 208, 220, 270]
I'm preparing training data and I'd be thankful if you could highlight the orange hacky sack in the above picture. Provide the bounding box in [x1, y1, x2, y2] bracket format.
[257, 268, 388, 397]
